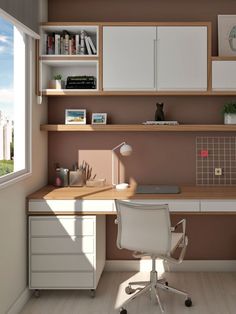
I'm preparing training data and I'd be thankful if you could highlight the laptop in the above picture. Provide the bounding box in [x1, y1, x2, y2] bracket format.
[136, 185, 180, 194]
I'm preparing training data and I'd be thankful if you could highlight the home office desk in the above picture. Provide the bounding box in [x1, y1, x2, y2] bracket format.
[27, 185, 236, 293]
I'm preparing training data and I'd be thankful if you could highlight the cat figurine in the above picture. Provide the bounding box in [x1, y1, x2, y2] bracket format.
[155, 102, 165, 121]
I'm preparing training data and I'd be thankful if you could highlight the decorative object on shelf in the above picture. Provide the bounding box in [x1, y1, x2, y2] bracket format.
[112, 142, 133, 190]
[155, 102, 165, 121]
[92, 113, 107, 125]
[143, 121, 179, 125]
[223, 102, 236, 124]
[48, 74, 65, 89]
[65, 109, 86, 124]
[66, 76, 96, 89]
[54, 166, 69, 187]
[218, 15, 236, 56]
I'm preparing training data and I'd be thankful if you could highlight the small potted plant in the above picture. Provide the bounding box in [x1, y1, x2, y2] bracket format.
[223, 102, 236, 124]
[48, 74, 65, 89]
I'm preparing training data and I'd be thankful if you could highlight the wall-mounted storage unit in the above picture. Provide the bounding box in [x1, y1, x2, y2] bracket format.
[212, 59, 236, 91]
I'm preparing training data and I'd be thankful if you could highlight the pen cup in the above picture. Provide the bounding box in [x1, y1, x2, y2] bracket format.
[69, 170, 86, 186]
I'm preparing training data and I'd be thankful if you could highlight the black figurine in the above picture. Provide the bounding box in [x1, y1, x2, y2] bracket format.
[155, 102, 165, 121]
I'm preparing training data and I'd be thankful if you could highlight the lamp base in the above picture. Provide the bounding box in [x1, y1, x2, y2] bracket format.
[115, 183, 129, 190]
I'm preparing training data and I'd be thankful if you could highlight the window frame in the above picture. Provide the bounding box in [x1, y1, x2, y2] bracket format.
[0, 9, 39, 189]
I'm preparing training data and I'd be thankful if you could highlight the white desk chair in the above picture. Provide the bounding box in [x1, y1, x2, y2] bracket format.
[115, 200, 192, 314]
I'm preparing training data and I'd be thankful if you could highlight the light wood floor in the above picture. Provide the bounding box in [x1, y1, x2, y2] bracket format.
[21, 271, 236, 314]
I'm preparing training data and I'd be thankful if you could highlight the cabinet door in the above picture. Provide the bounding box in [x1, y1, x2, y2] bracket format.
[103, 26, 156, 91]
[212, 61, 236, 91]
[156, 26, 208, 91]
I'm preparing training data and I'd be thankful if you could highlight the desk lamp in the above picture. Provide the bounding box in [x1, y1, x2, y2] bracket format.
[112, 142, 133, 190]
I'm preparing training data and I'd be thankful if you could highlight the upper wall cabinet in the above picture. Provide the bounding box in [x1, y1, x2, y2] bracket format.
[103, 25, 208, 92]
[156, 27, 208, 91]
[103, 27, 157, 91]
[212, 60, 236, 91]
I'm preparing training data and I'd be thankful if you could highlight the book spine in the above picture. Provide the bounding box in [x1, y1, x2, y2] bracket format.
[60, 36, 64, 55]
[44, 34, 48, 54]
[75, 34, 80, 55]
[69, 37, 72, 55]
[85, 36, 92, 55]
[80, 30, 86, 55]
[55, 34, 60, 55]
[87, 36, 97, 54]
[64, 34, 69, 55]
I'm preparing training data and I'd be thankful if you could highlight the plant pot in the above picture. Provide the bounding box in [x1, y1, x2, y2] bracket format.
[224, 113, 236, 124]
[48, 79, 65, 89]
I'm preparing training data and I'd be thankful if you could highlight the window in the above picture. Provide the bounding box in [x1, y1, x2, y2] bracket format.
[0, 10, 32, 187]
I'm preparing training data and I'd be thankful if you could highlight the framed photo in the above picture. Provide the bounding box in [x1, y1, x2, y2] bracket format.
[91, 113, 107, 125]
[218, 15, 236, 56]
[65, 109, 86, 125]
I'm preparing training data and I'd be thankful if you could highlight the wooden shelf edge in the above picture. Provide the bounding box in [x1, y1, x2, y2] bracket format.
[212, 56, 236, 61]
[40, 124, 236, 132]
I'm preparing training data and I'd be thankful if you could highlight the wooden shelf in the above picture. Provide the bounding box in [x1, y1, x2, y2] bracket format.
[40, 124, 236, 132]
[40, 56, 99, 61]
[212, 56, 236, 61]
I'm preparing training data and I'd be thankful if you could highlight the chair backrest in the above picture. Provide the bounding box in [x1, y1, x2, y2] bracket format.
[115, 200, 171, 255]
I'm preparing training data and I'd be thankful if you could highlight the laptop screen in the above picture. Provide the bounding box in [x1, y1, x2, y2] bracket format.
[136, 185, 180, 194]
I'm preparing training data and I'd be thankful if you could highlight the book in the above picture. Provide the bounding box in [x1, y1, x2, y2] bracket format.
[44, 34, 48, 54]
[63, 30, 70, 55]
[54, 34, 60, 55]
[80, 30, 86, 55]
[85, 36, 92, 55]
[75, 34, 80, 54]
[87, 36, 97, 54]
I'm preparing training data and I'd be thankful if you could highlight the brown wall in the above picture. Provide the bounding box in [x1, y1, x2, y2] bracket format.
[48, 0, 236, 260]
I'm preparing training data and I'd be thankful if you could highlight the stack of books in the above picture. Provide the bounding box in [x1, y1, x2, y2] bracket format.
[142, 121, 179, 125]
[45, 30, 97, 55]
[66, 76, 97, 89]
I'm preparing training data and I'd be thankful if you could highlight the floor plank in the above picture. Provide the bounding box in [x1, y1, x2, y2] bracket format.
[21, 272, 236, 314]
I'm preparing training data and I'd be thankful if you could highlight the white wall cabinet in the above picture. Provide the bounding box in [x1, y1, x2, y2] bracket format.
[212, 61, 236, 91]
[103, 25, 208, 92]
[29, 215, 105, 291]
[156, 26, 208, 91]
[103, 26, 157, 91]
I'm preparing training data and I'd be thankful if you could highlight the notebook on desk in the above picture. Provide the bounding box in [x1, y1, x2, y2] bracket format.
[136, 185, 180, 194]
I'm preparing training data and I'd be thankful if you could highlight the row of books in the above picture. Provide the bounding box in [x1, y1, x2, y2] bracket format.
[66, 76, 96, 89]
[44, 30, 97, 55]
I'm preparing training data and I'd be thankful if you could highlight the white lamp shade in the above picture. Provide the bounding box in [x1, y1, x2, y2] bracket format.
[120, 144, 133, 156]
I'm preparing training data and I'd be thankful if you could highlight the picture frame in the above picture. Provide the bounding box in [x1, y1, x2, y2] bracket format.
[218, 15, 236, 56]
[65, 109, 86, 125]
[91, 113, 107, 125]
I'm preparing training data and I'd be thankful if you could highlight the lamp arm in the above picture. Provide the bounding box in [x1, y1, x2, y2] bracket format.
[112, 142, 126, 152]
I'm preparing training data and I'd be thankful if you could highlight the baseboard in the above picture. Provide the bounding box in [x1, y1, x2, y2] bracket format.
[105, 260, 236, 272]
[6, 288, 31, 314]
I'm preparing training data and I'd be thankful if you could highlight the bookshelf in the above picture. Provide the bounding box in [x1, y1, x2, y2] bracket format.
[39, 24, 100, 94]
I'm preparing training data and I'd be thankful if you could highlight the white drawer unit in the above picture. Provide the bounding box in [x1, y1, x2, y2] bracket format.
[212, 61, 236, 91]
[200, 200, 236, 212]
[29, 215, 105, 292]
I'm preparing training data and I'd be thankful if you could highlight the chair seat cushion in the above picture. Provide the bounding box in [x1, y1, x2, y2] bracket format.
[171, 232, 184, 253]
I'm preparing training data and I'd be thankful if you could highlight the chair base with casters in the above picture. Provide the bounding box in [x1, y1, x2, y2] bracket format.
[114, 200, 193, 314]
[119, 258, 192, 314]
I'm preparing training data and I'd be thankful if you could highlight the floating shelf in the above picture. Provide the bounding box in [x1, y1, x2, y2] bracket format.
[40, 124, 236, 132]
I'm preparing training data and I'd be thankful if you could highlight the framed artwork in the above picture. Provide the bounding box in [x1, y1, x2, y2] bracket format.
[91, 113, 107, 124]
[65, 109, 86, 124]
[218, 15, 236, 56]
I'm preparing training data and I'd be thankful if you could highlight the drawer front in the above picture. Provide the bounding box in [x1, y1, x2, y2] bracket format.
[29, 200, 115, 213]
[31, 254, 94, 271]
[31, 237, 94, 254]
[30, 272, 94, 288]
[212, 61, 236, 91]
[30, 216, 95, 236]
[125, 199, 199, 212]
[201, 200, 236, 212]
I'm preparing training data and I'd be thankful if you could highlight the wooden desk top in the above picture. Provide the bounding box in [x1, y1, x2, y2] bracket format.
[28, 185, 236, 200]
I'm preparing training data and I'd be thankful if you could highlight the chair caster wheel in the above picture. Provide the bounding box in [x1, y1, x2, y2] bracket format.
[185, 297, 192, 307]
[125, 286, 135, 295]
[165, 281, 168, 286]
[120, 308, 127, 314]
[34, 289, 40, 298]
[90, 289, 95, 298]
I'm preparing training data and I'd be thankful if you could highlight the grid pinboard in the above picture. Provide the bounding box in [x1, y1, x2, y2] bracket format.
[196, 137, 236, 185]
